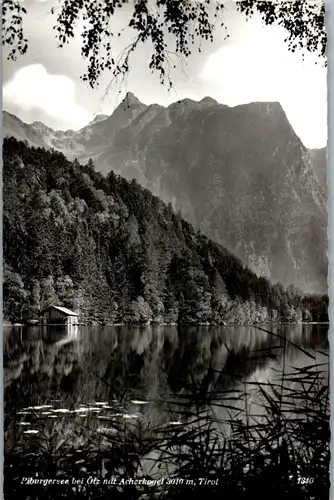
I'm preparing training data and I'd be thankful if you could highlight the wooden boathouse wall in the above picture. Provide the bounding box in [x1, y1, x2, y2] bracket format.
[40, 306, 79, 326]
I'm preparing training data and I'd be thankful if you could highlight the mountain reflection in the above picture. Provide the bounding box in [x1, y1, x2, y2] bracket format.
[4, 325, 327, 423]
[3, 323, 328, 471]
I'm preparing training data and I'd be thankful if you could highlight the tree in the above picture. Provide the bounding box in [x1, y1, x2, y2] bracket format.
[55, 275, 76, 309]
[40, 275, 58, 309]
[3, 264, 29, 321]
[139, 229, 164, 322]
[211, 269, 229, 323]
[124, 296, 152, 324]
[87, 158, 95, 171]
[30, 279, 41, 317]
[2, 0, 326, 90]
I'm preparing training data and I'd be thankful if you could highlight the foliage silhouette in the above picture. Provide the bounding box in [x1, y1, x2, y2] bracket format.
[2, 0, 326, 89]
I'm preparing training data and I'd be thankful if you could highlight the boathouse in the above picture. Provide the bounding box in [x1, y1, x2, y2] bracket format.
[40, 306, 79, 325]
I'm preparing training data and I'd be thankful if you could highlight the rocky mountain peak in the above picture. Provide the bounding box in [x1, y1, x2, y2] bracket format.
[121, 92, 144, 108]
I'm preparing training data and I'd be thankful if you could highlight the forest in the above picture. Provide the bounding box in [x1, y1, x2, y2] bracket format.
[3, 137, 328, 325]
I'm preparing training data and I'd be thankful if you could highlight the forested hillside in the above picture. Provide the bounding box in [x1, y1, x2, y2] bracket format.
[3, 99, 328, 294]
[3, 138, 328, 325]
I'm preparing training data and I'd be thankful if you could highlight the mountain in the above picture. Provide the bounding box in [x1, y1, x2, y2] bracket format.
[3, 110, 82, 156]
[309, 147, 327, 195]
[89, 114, 109, 125]
[3, 137, 327, 325]
[3, 111, 51, 149]
[3, 95, 328, 293]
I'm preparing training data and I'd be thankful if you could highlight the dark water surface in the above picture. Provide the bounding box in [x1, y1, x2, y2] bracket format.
[4, 324, 329, 500]
[4, 324, 328, 435]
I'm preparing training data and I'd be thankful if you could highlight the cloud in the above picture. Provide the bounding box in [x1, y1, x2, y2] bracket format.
[199, 20, 327, 148]
[3, 64, 90, 129]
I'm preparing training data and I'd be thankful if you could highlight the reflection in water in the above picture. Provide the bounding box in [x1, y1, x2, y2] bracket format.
[4, 324, 328, 431]
[3, 324, 329, 498]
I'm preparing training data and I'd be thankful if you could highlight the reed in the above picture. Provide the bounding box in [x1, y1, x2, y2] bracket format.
[4, 341, 329, 500]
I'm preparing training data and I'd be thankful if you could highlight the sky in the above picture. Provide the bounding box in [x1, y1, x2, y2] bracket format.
[2, 0, 327, 148]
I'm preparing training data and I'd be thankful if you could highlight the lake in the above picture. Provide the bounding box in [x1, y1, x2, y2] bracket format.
[4, 324, 329, 499]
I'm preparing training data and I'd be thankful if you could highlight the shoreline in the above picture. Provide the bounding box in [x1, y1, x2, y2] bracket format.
[3, 321, 330, 328]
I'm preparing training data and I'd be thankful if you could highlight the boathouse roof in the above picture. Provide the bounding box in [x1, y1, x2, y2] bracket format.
[40, 305, 79, 316]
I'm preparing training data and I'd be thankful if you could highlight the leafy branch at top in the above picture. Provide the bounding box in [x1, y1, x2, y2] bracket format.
[237, 0, 326, 60]
[2, 0, 327, 89]
[2, 0, 28, 61]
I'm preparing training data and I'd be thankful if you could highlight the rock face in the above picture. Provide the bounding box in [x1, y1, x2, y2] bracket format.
[3, 94, 328, 293]
[309, 147, 327, 195]
[89, 114, 109, 125]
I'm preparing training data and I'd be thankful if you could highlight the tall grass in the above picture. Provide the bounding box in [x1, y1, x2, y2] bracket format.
[4, 333, 330, 500]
